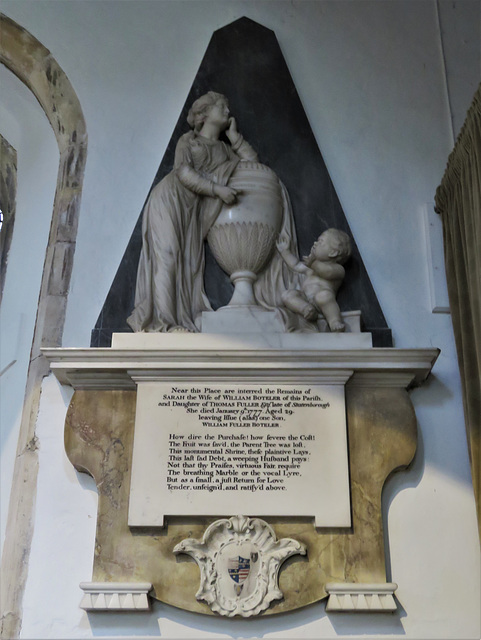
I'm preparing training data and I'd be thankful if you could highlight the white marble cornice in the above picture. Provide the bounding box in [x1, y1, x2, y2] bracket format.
[42, 337, 439, 391]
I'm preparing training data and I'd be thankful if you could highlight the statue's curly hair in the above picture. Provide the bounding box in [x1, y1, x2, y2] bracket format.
[187, 92, 227, 131]
[304, 229, 352, 266]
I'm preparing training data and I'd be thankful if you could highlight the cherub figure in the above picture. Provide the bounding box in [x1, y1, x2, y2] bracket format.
[277, 229, 352, 332]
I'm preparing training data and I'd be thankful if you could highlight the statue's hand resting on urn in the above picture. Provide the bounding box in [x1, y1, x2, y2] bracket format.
[213, 184, 238, 204]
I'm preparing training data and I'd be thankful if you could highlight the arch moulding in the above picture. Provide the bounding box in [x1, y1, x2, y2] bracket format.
[0, 13, 87, 639]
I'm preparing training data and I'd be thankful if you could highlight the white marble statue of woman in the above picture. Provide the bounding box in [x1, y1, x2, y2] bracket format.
[128, 92, 258, 332]
[128, 91, 309, 333]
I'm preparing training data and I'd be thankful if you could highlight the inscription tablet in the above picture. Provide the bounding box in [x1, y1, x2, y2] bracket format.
[128, 383, 351, 527]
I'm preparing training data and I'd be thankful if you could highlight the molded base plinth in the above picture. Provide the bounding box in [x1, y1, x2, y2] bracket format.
[79, 582, 152, 611]
[325, 582, 398, 612]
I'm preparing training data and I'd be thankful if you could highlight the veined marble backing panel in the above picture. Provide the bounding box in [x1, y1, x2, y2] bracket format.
[65, 381, 417, 615]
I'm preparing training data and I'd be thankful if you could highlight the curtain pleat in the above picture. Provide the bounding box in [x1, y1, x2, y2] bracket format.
[435, 84, 481, 542]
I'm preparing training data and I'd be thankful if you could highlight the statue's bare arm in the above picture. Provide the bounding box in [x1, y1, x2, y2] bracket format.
[276, 236, 310, 274]
[177, 165, 237, 204]
[225, 118, 258, 161]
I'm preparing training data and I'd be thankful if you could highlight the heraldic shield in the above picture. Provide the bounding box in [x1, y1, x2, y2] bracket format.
[227, 555, 252, 596]
[173, 515, 306, 616]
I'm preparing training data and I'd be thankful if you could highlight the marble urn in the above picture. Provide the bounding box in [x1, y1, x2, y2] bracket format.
[207, 161, 283, 306]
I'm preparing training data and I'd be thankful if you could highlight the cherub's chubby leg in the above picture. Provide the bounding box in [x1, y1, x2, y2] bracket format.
[281, 289, 318, 321]
[313, 290, 345, 332]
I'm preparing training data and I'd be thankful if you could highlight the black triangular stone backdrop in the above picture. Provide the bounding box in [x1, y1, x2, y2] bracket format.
[91, 17, 392, 347]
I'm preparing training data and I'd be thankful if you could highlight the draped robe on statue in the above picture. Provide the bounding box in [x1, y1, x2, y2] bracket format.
[127, 130, 310, 333]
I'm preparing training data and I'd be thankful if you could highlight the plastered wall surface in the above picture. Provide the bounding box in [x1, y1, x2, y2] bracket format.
[0, 1, 480, 638]
[0, 65, 58, 550]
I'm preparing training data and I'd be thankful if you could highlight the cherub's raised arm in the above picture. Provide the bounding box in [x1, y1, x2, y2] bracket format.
[277, 236, 310, 274]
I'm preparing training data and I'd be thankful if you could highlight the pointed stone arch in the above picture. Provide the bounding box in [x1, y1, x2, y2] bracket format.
[0, 14, 87, 638]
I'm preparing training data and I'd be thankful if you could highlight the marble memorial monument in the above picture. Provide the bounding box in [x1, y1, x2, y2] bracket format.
[44, 19, 439, 619]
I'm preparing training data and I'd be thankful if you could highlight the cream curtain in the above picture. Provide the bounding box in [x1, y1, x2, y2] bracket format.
[435, 84, 481, 541]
